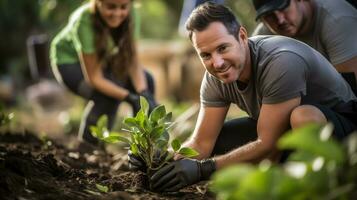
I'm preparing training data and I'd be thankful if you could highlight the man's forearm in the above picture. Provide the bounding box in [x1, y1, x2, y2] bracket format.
[214, 139, 270, 169]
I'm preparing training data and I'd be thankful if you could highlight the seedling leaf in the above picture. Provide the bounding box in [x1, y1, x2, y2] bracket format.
[102, 132, 130, 144]
[140, 96, 149, 115]
[178, 147, 199, 157]
[150, 105, 166, 122]
[171, 139, 181, 152]
[96, 184, 109, 193]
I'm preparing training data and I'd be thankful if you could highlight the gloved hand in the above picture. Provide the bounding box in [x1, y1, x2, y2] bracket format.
[150, 158, 216, 192]
[140, 90, 157, 113]
[128, 150, 147, 172]
[124, 93, 141, 113]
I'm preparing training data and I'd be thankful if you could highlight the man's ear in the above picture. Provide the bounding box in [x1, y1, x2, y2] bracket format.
[238, 27, 248, 43]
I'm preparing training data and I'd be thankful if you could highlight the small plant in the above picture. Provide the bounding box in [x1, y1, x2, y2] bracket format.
[96, 183, 109, 193]
[91, 97, 199, 172]
[210, 123, 357, 200]
[0, 104, 13, 127]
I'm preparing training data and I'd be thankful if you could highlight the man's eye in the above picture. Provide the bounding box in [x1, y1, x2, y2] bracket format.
[200, 54, 210, 60]
[218, 46, 227, 53]
[121, 4, 128, 10]
[104, 4, 117, 10]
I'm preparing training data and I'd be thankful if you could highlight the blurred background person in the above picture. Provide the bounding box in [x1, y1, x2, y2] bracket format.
[50, 0, 157, 147]
[252, 0, 357, 95]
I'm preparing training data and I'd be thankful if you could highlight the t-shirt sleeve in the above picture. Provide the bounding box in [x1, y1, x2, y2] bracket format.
[322, 16, 357, 65]
[200, 72, 230, 107]
[72, 12, 96, 54]
[260, 52, 307, 104]
[251, 22, 274, 36]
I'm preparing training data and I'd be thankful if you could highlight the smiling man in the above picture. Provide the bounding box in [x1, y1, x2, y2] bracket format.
[149, 2, 357, 192]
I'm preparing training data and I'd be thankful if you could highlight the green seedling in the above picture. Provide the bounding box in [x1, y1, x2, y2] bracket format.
[0, 104, 13, 127]
[96, 183, 109, 193]
[91, 97, 198, 172]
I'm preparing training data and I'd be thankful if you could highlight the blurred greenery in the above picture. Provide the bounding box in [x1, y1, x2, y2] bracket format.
[0, 0, 257, 77]
[211, 123, 357, 200]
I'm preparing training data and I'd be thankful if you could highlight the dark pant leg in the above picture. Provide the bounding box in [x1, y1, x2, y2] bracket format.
[55, 63, 93, 99]
[55, 64, 157, 144]
[312, 103, 357, 140]
[341, 72, 357, 96]
[79, 91, 120, 144]
[55, 64, 121, 144]
[211, 117, 257, 156]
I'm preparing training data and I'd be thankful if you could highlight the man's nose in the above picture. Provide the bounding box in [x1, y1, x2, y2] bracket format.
[113, 9, 123, 17]
[273, 11, 286, 24]
[212, 54, 224, 69]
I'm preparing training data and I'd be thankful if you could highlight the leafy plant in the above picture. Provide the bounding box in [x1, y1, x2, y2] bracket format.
[91, 97, 199, 171]
[210, 123, 357, 200]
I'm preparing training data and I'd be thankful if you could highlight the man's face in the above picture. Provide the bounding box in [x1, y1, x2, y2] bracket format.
[261, 0, 304, 37]
[191, 22, 249, 84]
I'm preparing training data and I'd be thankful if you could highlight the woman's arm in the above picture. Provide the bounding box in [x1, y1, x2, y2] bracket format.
[128, 60, 147, 93]
[79, 52, 130, 100]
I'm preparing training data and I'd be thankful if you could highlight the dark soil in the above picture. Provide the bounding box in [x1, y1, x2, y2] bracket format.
[0, 131, 215, 200]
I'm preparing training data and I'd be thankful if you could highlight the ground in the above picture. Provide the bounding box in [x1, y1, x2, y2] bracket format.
[0, 131, 216, 200]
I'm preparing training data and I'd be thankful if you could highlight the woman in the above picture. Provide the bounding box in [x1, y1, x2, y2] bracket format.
[50, 0, 157, 145]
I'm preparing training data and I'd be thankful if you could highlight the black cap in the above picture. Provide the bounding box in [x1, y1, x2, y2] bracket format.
[253, 0, 291, 20]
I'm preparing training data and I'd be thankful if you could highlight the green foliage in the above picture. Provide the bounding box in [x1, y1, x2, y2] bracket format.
[91, 97, 198, 171]
[211, 123, 357, 200]
[0, 0, 83, 73]
[95, 183, 109, 193]
[0, 104, 13, 127]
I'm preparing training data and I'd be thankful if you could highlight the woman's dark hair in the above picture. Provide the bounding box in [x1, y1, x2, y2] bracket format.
[185, 2, 241, 41]
[91, 0, 136, 80]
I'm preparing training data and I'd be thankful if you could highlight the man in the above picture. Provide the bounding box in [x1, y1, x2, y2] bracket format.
[129, 2, 357, 192]
[252, 0, 357, 94]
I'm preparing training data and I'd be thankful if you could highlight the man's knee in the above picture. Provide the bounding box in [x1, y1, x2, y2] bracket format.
[290, 105, 327, 129]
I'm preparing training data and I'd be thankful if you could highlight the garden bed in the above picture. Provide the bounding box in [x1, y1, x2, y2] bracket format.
[0, 131, 215, 200]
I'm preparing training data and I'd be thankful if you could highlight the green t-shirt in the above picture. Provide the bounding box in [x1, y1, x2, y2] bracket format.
[50, 3, 115, 66]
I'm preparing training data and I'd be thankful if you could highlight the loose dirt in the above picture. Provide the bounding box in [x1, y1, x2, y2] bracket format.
[0, 131, 215, 200]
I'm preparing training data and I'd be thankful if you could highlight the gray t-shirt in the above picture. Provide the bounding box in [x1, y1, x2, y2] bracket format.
[252, 0, 357, 65]
[200, 36, 356, 120]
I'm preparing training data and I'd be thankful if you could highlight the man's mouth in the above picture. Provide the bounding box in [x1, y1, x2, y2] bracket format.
[278, 24, 291, 31]
[216, 65, 231, 73]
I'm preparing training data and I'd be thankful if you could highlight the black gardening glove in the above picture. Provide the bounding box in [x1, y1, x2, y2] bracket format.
[140, 90, 158, 113]
[124, 93, 141, 114]
[128, 150, 147, 172]
[150, 158, 216, 192]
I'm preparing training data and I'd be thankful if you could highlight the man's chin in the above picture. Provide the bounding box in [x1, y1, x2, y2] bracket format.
[218, 77, 236, 84]
[278, 29, 297, 37]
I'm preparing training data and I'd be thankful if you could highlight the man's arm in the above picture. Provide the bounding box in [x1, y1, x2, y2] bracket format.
[183, 105, 229, 159]
[335, 56, 357, 82]
[214, 97, 301, 169]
